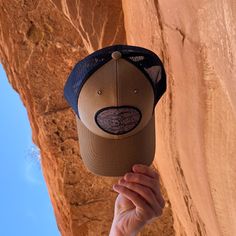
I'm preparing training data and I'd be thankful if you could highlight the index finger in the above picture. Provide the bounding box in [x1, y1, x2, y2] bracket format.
[132, 164, 159, 180]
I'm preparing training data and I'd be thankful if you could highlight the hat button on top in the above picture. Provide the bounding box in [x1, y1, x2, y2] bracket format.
[111, 51, 122, 60]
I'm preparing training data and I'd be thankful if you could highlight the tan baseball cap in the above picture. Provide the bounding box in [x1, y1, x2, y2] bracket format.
[64, 45, 166, 176]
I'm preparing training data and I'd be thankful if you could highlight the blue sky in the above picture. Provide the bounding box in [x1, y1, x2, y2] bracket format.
[0, 64, 60, 236]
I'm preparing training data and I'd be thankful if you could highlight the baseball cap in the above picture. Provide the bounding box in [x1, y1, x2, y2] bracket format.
[63, 44, 166, 177]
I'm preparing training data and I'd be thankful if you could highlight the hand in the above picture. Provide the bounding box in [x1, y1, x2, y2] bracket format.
[109, 164, 165, 236]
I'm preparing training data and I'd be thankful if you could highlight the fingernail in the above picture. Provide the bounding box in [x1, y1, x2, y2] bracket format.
[133, 164, 142, 170]
[124, 174, 130, 180]
[113, 184, 120, 189]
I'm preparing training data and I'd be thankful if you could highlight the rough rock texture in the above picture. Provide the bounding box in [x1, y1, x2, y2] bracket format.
[122, 1, 236, 236]
[0, 0, 235, 236]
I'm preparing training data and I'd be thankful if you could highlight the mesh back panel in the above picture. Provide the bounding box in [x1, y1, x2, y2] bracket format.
[64, 44, 166, 118]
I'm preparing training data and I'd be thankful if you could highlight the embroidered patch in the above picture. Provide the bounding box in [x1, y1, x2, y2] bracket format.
[95, 106, 141, 135]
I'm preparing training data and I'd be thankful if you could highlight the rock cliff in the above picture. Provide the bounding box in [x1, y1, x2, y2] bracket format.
[0, 0, 235, 235]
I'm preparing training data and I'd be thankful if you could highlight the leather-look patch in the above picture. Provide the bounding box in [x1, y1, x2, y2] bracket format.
[95, 106, 142, 135]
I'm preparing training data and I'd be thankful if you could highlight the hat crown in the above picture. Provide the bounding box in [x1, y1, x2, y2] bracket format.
[63, 44, 166, 120]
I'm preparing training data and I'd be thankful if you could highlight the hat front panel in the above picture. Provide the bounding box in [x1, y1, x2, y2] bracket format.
[78, 57, 155, 140]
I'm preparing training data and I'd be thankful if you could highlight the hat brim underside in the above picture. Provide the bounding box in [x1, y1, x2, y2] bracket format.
[76, 114, 156, 177]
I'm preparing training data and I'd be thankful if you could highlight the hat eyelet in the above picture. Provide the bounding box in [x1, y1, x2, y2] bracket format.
[133, 89, 138, 94]
[97, 90, 103, 95]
